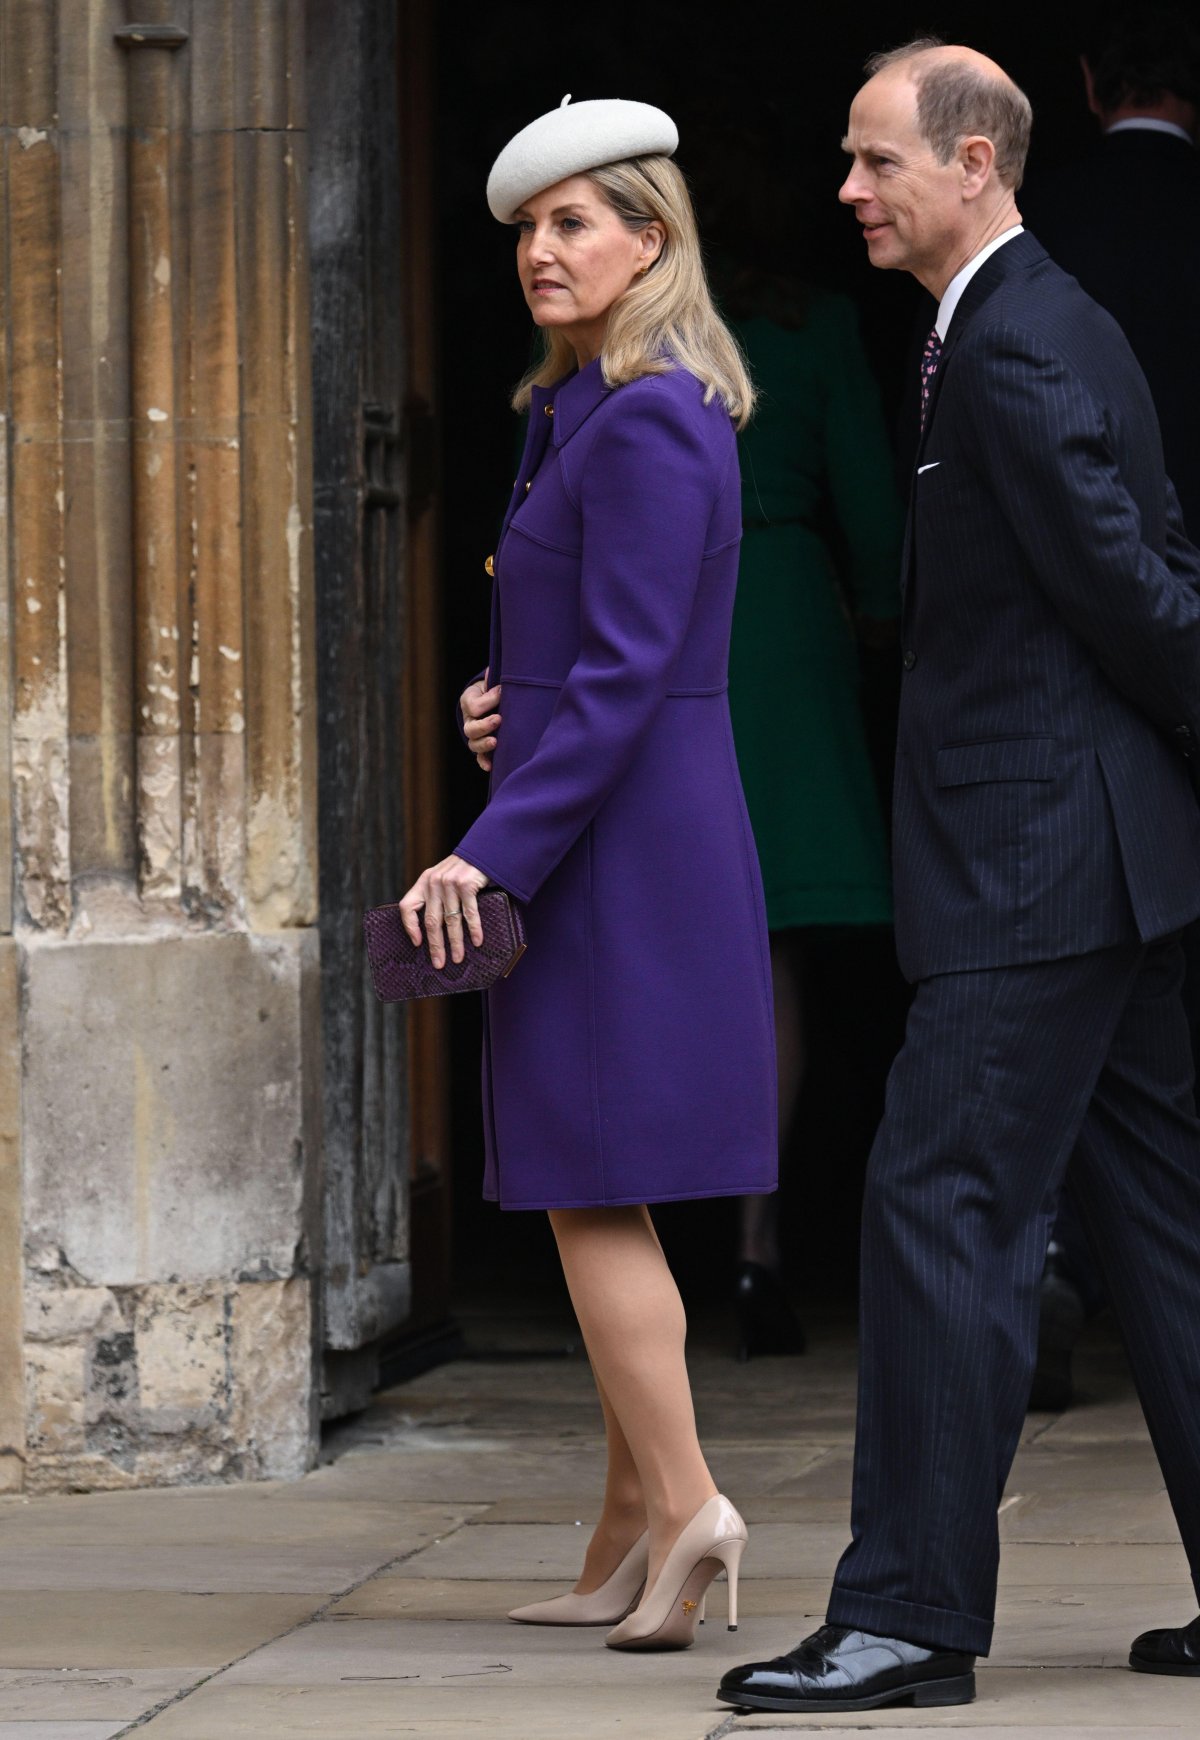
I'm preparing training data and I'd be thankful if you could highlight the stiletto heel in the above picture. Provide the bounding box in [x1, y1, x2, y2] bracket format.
[508, 1531, 649, 1626]
[605, 1495, 748, 1652]
[714, 1535, 744, 1630]
[698, 1591, 707, 1625]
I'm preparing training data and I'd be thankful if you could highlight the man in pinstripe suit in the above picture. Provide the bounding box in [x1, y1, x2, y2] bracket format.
[720, 37, 1200, 1715]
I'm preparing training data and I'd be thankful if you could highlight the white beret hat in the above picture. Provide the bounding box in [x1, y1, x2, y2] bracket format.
[487, 94, 679, 223]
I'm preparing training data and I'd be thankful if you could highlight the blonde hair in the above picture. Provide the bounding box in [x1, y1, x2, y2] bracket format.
[512, 155, 755, 430]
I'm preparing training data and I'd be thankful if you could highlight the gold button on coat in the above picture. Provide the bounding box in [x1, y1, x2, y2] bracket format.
[485, 554, 495, 577]
[544, 403, 555, 417]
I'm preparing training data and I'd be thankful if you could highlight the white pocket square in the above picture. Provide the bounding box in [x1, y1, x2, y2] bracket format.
[917, 461, 941, 475]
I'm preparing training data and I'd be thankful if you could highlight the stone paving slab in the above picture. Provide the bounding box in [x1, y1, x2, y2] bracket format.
[480, 1485, 832, 1526]
[0, 1502, 474, 1594]
[0, 1668, 188, 1722]
[0, 1494, 475, 1549]
[997, 1488, 1180, 1543]
[132, 1680, 731, 1739]
[0, 1726, 129, 1739]
[1001, 1445, 1168, 1496]
[295, 1442, 823, 1507]
[0, 1592, 319, 1669]
[295, 1444, 612, 1504]
[394, 1519, 851, 1583]
[995, 1541, 1193, 1586]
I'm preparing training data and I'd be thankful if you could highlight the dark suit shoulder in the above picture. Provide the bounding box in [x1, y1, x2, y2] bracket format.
[958, 251, 1130, 372]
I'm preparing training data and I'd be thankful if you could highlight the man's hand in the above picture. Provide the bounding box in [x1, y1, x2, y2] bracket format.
[461, 669, 502, 772]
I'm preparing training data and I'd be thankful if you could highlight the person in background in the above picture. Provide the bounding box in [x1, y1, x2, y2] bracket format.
[1020, 4, 1200, 1410]
[722, 239, 903, 1360]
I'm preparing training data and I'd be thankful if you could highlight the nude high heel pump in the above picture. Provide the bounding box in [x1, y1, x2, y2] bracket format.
[508, 1531, 649, 1626]
[605, 1495, 747, 1651]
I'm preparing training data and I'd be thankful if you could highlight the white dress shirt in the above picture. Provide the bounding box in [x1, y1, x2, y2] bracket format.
[936, 225, 1025, 341]
[1105, 117, 1194, 146]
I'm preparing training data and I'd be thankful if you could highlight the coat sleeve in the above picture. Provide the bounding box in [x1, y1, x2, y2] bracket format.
[958, 321, 1200, 739]
[453, 382, 727, 902]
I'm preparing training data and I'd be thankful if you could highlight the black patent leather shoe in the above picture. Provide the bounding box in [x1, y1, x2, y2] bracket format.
[1130, 1613, 1200, 1675]
[717, 1624, 976, 1712]
[734, 1261, 806, 1362]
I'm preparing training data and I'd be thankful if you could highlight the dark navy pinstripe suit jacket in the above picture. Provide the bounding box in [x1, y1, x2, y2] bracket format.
[895, 230, 1200, 983]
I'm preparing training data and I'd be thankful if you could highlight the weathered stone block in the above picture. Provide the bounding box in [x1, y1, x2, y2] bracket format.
[26, 1339, 88, 1460]
[22, 929, 319, 1285]
[17, 929, 321, 1489]
[21, 1277, 315, 1491]
[134, 1284, 228, 1435]
[230, 1277, 315, 1480]
[0, 941, 24, 1488]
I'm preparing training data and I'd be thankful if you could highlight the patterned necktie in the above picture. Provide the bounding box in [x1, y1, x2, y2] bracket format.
[919, 327, 942, 433]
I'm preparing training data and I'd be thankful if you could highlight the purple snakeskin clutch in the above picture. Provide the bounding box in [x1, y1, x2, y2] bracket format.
[363, 887, 527, 1002]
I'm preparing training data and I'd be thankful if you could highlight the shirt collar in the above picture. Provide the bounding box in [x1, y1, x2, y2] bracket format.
[1105, 116, 1195, 146]
[935, 225, 1025, 342]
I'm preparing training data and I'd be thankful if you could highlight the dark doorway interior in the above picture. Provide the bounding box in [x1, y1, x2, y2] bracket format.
[429, 2, 1115, 1326]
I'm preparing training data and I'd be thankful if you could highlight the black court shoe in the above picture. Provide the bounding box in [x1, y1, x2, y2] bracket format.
[717, 1624, 976, 1713]
[1130, 1614, 1200, 1675]
[734, 1261, 806, 1362]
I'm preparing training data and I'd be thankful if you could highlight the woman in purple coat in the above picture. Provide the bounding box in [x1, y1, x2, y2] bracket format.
[400, 98, 776, 1651]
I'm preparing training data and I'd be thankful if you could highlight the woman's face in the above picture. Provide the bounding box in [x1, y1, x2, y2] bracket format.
[513, 176, 663, 345]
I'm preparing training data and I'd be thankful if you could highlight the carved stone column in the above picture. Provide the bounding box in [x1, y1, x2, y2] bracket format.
[0, 0, 322, 1492]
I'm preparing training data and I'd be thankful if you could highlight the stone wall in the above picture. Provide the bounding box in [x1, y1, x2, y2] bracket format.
[0, 0, 323, 1490]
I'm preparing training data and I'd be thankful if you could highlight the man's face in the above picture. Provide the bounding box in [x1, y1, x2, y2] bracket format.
[839, 70, 964, 281]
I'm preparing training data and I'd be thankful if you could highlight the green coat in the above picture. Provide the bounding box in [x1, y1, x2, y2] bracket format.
[729, 294, 903, 930]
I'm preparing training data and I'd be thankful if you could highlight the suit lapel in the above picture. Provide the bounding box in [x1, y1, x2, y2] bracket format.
[902, 232, 1049, 599]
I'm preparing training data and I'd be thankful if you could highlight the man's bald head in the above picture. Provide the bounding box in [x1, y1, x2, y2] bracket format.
[865, 36, 1033, 189]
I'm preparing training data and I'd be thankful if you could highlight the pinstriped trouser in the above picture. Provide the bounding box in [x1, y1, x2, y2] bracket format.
[826, 936, 1200, 1655]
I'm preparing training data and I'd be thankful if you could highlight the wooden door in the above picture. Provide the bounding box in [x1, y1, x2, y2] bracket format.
[307, 0, 450, 1413]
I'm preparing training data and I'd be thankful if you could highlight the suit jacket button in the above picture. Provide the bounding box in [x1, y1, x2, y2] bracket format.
[544, 404, 555, 418]
[903, 650, 917, 671]
[484, 554, 495, 577]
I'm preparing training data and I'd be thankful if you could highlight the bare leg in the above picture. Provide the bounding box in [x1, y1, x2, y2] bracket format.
[551, 1204, 718, 1591]
[739, 929, 805, 1267]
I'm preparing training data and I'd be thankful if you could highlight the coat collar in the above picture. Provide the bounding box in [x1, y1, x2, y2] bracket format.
[532, 357, 613, 448]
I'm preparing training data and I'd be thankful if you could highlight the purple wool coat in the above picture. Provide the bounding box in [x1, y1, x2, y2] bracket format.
[455, 359, 778, 1210]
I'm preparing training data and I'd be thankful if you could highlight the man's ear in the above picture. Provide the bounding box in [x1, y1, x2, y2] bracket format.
[960, 134, 996, 201]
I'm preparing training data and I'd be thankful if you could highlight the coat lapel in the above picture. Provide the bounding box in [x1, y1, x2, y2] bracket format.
[489, 361, 612, 678]
[549, 355, 612, 448]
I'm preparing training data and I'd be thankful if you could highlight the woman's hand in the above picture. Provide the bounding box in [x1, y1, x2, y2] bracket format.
[461, 669, 502, 772]
[398, 855, 490, 968]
